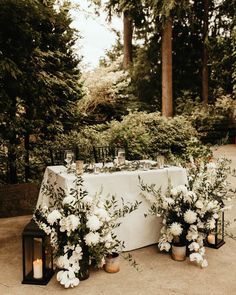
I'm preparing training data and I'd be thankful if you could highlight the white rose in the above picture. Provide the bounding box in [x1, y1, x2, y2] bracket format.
[47, 209, 61, 225]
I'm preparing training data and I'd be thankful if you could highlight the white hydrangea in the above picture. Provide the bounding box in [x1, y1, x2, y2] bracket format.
[94, 207, 110, 221]
[60, 215, 80, 233]
[189, 252, 203, 264]
[184, 209, 197, 224]
[188, 242, 200, 252]
[47, 209, 62, 225]
[57, 269, 80, 288]
[170, 222, 183, 236]
[158, 241, 171, 252]
[85, 232, 100, 246]
[86, 215, 102, 231]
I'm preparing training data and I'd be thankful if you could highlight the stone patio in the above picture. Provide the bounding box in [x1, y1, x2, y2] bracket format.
[0, 145, 236, 295]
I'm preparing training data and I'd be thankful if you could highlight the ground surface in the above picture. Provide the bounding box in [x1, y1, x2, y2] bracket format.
[0, 144, 235, 295]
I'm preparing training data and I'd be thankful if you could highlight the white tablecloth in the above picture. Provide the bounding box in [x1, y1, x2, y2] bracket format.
[36, 165, 188, 251]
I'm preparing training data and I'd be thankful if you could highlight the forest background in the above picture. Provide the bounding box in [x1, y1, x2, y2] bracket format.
[0, 0, 235, 185]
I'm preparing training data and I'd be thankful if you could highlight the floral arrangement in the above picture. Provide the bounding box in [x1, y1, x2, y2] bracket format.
[139, 157, 234, 268]
[34, 175, 140, 288]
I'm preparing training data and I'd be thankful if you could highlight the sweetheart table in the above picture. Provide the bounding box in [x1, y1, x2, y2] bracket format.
[36, 165, 188, 251]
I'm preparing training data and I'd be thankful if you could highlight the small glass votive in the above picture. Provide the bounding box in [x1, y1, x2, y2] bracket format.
[117, 148, 125, 166]
[76, 160, 84, 175]
[156, 155, 165, 169]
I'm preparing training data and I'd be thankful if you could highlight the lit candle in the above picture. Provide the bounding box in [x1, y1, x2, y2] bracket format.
[207, 233, 215, 245]
[33, 259, 43, 279]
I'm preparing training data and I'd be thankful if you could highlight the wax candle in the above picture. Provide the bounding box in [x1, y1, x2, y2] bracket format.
[33, 259, 43, 279]
[207, 233, 215, 245]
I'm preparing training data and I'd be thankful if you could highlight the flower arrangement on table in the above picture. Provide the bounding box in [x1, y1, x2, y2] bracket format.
[34, 175, 140, 288]
[139, 157, 234, 268]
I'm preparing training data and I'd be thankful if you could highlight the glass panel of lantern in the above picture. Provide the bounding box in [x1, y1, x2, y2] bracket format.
[22, 219, 54, 285]
[206, 211, 225, 249]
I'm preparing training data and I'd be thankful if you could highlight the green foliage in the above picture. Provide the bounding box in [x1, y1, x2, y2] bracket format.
[51, 111, 211, 163]
[176, 94, 236, 144]
[0, 0, 83, 183]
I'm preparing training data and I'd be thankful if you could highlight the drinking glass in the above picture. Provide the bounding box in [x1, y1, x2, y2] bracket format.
[117, 148, 125, 166]
[64, 150, 75, 167]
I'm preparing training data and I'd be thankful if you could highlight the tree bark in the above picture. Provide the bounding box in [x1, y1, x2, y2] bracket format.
[202, 0, 209, 104]
[123, 11, 133, 69]
[162, 16, 173, 117]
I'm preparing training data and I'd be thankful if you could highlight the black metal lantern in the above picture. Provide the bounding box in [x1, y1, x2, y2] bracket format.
[206, 211, 225, 249]
[22, 219, 54, 285]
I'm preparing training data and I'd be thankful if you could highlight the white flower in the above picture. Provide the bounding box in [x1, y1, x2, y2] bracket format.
[57, 270, 80, 288]
[56, 254, 69, 269]
[170, 222, 183, 236]
[86, 215, 102, 231]
[94, 208, 110, 221]
[208, 219, 215, 229]
[60, 215, 80, 233]
[176, 185, 188, 195]
[201, 259, 208, 268]
[47, 209, 61, 225]
[195, 200, 204, 209]
[188, 242, 200, 252]
[189, 253, 203, 264]
[213, 213, 218, 219]
[75, 245, 82, 255]
[186, 225, 198, 241]
[170, 188, 178, 196]
[82, 195, 93, 204]
[158, 241, 171, 252]
[184, 209, 197, 224]
[62, 196, 76, 206]
[85, 232, 100, 246]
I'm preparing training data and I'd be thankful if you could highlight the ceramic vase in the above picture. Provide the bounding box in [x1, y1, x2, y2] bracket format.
[171, 244, 187, 261]
[104, 253, 120, 273]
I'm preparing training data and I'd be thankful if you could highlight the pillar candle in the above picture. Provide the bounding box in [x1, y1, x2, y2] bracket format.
[33, 259, 43, 279]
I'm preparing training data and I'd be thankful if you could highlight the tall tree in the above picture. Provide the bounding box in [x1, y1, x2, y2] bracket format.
[123, 10, 133, 69]
[162, 16, 173, 117]
[202, 0, 209, 104]
[0, 0, 83, 183]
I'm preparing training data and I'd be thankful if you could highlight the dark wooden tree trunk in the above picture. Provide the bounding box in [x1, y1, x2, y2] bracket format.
[162, 16, 173, 117]
[202, 0, 209, 104]
[123, 11, 133, 69]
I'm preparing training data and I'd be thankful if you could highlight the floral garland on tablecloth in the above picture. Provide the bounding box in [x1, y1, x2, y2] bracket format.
[34, 175, 140, 288]
[139, 157, 234, 268]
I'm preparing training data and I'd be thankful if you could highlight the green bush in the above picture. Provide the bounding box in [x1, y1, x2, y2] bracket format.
[55, 111, 211, 163]
[176, 93, 236, 144]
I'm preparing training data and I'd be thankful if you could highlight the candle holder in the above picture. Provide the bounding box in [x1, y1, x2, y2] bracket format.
[206, 211, 225, 249]
[22, 219, 54, 285]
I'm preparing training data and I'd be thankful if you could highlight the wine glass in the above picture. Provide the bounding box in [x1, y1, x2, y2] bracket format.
[64, 150, 75, 168]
